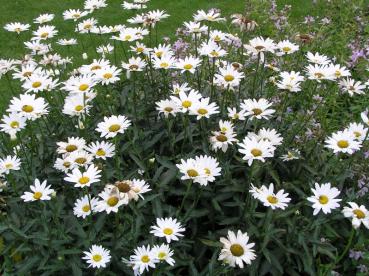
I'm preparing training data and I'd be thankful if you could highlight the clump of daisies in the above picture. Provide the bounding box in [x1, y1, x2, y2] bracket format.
[176, 155, 221, 186]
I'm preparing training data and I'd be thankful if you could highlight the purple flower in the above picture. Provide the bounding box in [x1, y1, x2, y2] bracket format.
[304, 15, 315, 25]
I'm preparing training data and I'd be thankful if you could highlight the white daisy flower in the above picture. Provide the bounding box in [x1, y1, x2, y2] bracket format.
[0, 155, 21, 174]
[347, 122, 368, 141]
[189, 97, 219, 120]
[7, 93, 49, 120]
[95, 186, 127, 214]
[68, 150, 94, 168]
[34, 13, 55, 24]
[176, 56, 201, 74]
[129, 245, 158, 274]
[96, 115, 131, 139]
[276, 40, 299, 56]
[238, 136, 275, 166]
[56, 137, 86, 155]
[170, 90, 202, 113]
[82, 245, 111, 269]
[218, 230, 256, 268]
[64, 164, 101, 188]
[227, 107, 246, 121]
[241, 98, 275, 120]
[339, 78, 366, 96]
[342, 202, 369, 229]
[0, 112, 27, 139]
[21, 179, 54, 202]
[152, 244, 175, 266]
[193, 9, 225, 22]
[4, 22, 30, 34]
[73, 195, 98, 219]
[307, 182, 341, 215]
[94, 65, 122, 85]
[214, 64, 244, 89]
[63, 9, 89, 21]
[32, 25, 58, 40]
[325, 130, 362, 154]
[150, 217, 185, 243]
[257, 183, 291, 210]
[122, 57, 147, 72]
[306, 52, 331, 65]
[123, 179, 151, 202]
[280, 149, 301, 161]
[156, 99, 180, 117]
[86, 141, 115, 160]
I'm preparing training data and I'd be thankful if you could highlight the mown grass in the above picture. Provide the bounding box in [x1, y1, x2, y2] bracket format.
[0, 0, 329, 112]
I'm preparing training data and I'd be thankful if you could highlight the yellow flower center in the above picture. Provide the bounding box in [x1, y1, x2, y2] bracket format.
[337, 140, 349, 148]
[158, 252, 167, 259]
[251, 148, 262, 157]
[230, 244, 244, 257]
[141, 255, 150, 263]
[183, 64, 193, 70]
[182, 100, 192, 108]
[197, 108, 208, 115]
[79, 84, 89, 91]
[103, 73, 113, 79]
[82, 205, 90, 212]
[32, 81, 42, 88]
[282, 46, 291, 52]
[75, 105, 84, 112]
[10, 121, 19, 129]
[33, 191, 43, 200]
[63, 162, 71, 168]
[354, 132, 361, 138]
[66, 145, 77, 152]
[318, 195, 329, 205]
[124, 35, 132, 40]
[163, 228, 173, 235]
[40, 32, 49, 38]
[136, 47, 144, 53]
[335, 70, 341, 77]
[216, 134, 228, 142]
[92, 254, 102, 262]
[252, 108, 263, 115]
[214, 35, 221, 42]
[210, 50, 219, 57]
[314, 72, 324, 79]
[23, 71, 32, 77]
[204, 168, 211, 175]
[22, 105, 34, 113]
[109, 124, 121, 132]
[116, 181, 131, 193]
[353, 209, 366, 219]
[156, 51, 163, 58]
[78, 176, 90, 185]
[164, 107, 173, 112]
[5, 163, 13, 169]
[255, 45, 265, 51]
[75, 157, 87, 164]
[91, 65, 102, 71]
[96, 149, 106, 156]
[187, 169, 199, 177]
[83, 24, 92, 30]
[160, 62, 169, 68]
[129, 64, 139, 70]
[224, 75, 235, 82]
[267, 195, 278, 204]
[107, 196, 119, 207]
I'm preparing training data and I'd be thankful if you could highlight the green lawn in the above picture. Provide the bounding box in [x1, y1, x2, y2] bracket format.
[0, 0, 329, 113]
